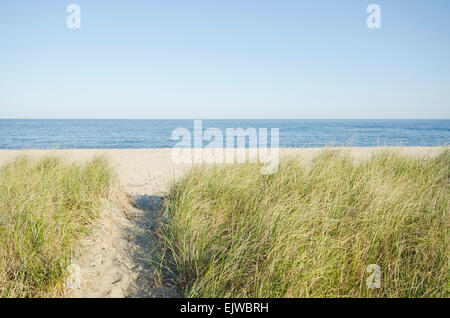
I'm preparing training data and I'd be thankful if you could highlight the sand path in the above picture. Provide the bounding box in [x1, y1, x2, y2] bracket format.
[67, 194, 179, 297]
[0, 147, 444, 297]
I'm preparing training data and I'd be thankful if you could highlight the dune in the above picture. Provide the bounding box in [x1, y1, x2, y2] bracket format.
[0, 146, 446, 298]
[0, 147, 444, 196]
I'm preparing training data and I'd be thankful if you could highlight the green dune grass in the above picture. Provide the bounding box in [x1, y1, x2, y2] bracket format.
[159, 150, 449, 297]
[0, 156, 114, 297]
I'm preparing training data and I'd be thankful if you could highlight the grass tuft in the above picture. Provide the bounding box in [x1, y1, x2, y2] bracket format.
[159, 149, 449, 297]
[0, 156, 114, 297]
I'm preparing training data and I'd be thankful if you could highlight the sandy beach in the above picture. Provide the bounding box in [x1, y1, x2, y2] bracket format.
[0, 147, 444, 196]
[1, 146, 446, 298]
[2, 0, 449, 304]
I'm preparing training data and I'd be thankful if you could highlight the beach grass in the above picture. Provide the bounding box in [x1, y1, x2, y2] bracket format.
[0, 156, 114, 297]
[159, 149, 449, 297]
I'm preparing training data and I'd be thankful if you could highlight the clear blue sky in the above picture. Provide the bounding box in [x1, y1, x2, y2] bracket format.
[0, 0, 449, 119]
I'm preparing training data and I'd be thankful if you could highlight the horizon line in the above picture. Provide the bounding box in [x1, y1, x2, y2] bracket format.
[1, 118, 449, 120]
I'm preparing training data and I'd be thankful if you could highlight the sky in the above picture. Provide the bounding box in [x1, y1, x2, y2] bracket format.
[0, 0, 449, 119]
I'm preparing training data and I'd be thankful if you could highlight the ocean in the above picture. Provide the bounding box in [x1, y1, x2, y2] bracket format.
[0, 119, 448, 149]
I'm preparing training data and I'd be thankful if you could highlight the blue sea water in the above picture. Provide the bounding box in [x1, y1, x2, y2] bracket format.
[0, 119, 448, 149]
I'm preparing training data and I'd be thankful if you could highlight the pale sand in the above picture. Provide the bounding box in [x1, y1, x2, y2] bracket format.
[0, 147, 444, 196]
[0, 147, 445, 297]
